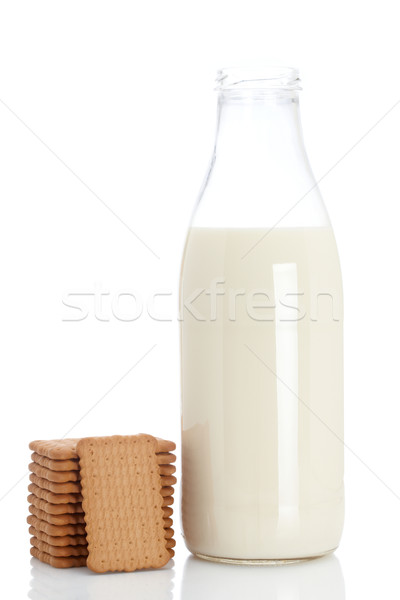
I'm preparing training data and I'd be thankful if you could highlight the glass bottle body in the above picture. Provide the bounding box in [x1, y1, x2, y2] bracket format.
[180, 68, 344, 562]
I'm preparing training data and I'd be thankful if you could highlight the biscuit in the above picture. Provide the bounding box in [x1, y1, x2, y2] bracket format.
[30, 537, 88, 558]
[29, 526, 87, 547]
[29, 505, 86, 526]
[28, 483, 83, 504]
[31, 452, 79, 472]
[162, 506, 173, 518]
[30, 547, 87, 568]
[29, 462, 81, 483]
[28, 494, 84, 515]
[156, 453, 176, 465]
[29, 473, 81, 495]
[160, 486, 174, 497]
[163, 528, 174, 539]
[29, 439, 80, 460]
[162, 496, 174, 507]
[160, 475, 177, 487]
[77, 435, 172, 572]
[163, 518, 173, 529]
[27, 515, 86, 537]
[30, 437, 175, 460]
[154, 437, 176, 452]
[158, 464, 176, 476]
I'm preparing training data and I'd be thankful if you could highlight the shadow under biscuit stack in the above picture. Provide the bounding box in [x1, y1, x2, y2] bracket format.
[27, 435, 176, 572]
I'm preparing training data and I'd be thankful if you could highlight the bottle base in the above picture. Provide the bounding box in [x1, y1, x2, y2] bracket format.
[193, 547, 337, 566]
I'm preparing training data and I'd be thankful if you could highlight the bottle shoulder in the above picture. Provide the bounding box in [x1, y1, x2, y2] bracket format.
[189, 146, 331, 229]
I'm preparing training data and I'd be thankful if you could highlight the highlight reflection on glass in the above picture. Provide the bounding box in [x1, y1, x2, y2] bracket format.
[181, 554, 345, 600]
[273, 262, 300, 531]
[29, 558, 174, 600]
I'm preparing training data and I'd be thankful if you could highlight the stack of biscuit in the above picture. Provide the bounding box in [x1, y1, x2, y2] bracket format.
[27, 435, 176, 572]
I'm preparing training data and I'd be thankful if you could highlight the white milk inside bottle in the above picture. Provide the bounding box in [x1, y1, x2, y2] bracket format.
[181, 226, 343, 561]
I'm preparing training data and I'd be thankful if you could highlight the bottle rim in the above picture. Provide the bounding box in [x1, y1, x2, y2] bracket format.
[215, 66, 301, 92]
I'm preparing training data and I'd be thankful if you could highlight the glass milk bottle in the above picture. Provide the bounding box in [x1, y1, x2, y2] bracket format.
[180, 67, 344, 563]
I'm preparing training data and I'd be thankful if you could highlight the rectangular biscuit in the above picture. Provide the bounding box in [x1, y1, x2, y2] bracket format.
[77, 435, 173, 572]
[30, 537, 89, 558]
[28, 505, 86, 526]
[154, 437, 176, 452]
[160, 486, 174, 497]
[29, 473, 81, 495]
[30, 546, 87, 568]
[160, 475, 177, 487]
[29, 525, 87, 547]
[27, 515, 86, 537]
[155, 453, 176, 465]
[158, 464, 176, 476]
[29, 439, 79, 460]
[164, 528, 174, 539]
[29, 437, 175, 461]
[162, 496, 174, 507]
[29, 462, 81, 483]
[31, 452, 79, 472]
[29, 467, 172, 495]
[28, 494, 84, 515]
[163, 518, 173, 529]
[28, 483, 83, 504]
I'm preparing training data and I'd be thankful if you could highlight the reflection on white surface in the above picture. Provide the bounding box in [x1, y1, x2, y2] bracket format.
[181, 554, 345, 600]
[29, 558, 174, 600]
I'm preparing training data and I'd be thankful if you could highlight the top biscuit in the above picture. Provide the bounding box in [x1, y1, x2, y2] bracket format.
[29, 439, 79, 460]
[154, 437, 176, 452]
[29, 436, 175, 460]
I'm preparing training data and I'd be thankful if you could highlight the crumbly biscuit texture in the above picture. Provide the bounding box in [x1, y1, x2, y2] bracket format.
[30, 546, 87, 568]
[29, 473, 81, 495]
[28, 483, 83, 504]
[29, 462, 81, 483]
[28, 493, 84, 515]
[29, 525, 87, 547]
[30, 536, 88, 557]
[27, 514, 86, 537]
[28, 505, 86, 526]
[31, 452, 79, 472]
[78, 435, 172, 573]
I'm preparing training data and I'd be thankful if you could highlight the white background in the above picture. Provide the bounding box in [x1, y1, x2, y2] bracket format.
[0, 0, 399, 598]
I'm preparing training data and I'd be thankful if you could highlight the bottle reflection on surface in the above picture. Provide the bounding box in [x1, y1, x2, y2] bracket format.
[181, 554, 345, 600]
[29, 558, 174, 600]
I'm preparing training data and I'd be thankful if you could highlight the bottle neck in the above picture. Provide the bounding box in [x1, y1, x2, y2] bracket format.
[214, 92, 305, 169]
[191, 67, 329, 230]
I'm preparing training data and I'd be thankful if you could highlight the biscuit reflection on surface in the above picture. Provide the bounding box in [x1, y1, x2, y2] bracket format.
[181, 553, 345, 600]
[29, 557, 174, 600]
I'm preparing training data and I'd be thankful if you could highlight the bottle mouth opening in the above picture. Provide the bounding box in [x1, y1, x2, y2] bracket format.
[216, 66, 301, 92]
